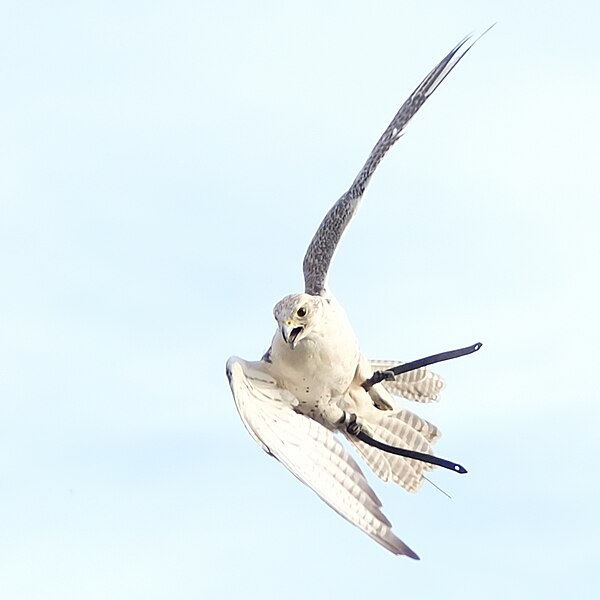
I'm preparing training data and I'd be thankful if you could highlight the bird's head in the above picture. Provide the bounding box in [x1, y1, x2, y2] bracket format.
[273, 293, 324, 349]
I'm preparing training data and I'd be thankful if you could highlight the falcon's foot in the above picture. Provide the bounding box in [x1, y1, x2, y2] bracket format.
[337, 411, 363, 437]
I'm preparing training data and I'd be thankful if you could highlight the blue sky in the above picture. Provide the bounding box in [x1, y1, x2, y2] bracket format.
[1, 1, 599, 598]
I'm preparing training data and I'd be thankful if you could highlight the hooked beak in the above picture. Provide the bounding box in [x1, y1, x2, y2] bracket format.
[281, 322, 304, 348]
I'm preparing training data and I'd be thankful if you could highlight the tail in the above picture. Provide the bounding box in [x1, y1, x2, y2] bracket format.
[344, 408, 441, 492]
[370, 359, 445, 403]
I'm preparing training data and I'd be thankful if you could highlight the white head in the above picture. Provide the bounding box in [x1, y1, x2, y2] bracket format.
[273, 293, 325, 349]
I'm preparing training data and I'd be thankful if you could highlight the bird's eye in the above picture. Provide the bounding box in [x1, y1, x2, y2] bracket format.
[297, 307, 307, 318]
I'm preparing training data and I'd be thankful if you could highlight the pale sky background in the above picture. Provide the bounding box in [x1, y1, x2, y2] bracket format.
[1, 1, 600, 599]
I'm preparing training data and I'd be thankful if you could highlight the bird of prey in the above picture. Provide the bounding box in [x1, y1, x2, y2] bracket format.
[226, 32, 486, 559]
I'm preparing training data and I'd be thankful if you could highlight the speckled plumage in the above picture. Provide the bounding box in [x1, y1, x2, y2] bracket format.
[226, 31, 487, 558]
[302, 33, 484, 296]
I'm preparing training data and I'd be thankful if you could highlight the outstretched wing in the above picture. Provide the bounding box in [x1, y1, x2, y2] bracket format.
[226, 356, 419, 558]
[303, 31, 487, 295]
[370, 359, 446, 403]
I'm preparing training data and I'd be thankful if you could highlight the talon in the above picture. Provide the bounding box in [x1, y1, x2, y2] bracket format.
[346, 413, 361, 436]
[381, 370, 396, 381]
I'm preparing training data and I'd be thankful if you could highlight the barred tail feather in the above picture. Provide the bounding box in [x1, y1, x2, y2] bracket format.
[369, 360, 445, 403]
[345, 409, 441, 492]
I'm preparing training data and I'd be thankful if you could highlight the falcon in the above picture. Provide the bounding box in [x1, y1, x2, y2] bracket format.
[226, 31, 487, 559]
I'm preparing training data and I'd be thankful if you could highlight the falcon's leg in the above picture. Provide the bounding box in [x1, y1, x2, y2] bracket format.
[341, 410, 467, 474]
[304, 402, 346, 430]
[336, 410, 371, 437]
[345, 412, 361, 437]
[362, 342, 482, 390]
[380, 370, 396, 381]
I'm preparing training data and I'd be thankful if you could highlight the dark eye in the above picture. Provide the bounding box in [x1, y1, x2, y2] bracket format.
[297, 307, 307, 318]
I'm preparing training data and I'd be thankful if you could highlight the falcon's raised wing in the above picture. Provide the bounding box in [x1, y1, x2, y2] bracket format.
[226, 356, 419, 558]
[303, 31, 489, 296]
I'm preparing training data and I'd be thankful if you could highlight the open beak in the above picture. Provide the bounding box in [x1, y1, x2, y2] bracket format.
[281, 322, 304, 348]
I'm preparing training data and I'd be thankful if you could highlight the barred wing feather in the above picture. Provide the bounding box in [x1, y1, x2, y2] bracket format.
[226, 357, 419, 558]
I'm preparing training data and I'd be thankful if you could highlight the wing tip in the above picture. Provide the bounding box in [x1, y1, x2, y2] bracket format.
[423, 24, 495, 99]
[456, 23, 496, 62]
[405, 548, 421, 560]
[385, 535, 420, 559]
